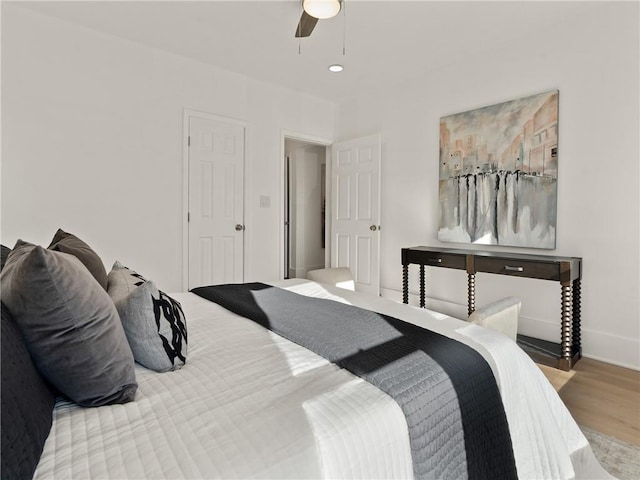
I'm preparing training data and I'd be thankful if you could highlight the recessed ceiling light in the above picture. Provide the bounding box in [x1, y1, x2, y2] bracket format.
[328, 64, 344, 73]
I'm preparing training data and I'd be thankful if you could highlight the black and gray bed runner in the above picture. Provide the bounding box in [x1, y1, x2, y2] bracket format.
[192, 283, 517, 480]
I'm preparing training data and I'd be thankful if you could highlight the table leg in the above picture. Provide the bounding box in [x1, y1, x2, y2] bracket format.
[572, 279, 582, 356]
[467, 273, 476, 316]
[402, 264, 409, 304]
[419, 265, 425, 308]
[560, 283, 573, 363]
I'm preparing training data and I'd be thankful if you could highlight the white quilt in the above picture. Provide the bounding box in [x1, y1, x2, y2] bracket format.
[34, 279, 610, 479]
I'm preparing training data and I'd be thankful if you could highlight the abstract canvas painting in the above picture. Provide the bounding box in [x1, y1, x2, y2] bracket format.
[438, 90, 558, 249]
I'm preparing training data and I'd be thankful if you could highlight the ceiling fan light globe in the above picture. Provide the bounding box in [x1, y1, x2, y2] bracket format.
[303, 0, 341, 20]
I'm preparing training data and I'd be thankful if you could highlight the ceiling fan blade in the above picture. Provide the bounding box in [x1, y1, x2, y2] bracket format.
[295, 10, 319, 38]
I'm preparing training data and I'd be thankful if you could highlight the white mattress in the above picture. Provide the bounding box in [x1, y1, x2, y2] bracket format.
[34, 279, 610, 480]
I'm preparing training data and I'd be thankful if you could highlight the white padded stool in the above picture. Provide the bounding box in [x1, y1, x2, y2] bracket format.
[468, 297, 521, 341]
[306, 267, 355, 291]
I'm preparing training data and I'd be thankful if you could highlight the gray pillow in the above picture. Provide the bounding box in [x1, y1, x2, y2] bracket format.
[0, 240, 137, 407]
[0, 245, 11, 272]
[48, 228, 108, 290]
[108, 262, 187, 372]
[107, 260, 146, 299]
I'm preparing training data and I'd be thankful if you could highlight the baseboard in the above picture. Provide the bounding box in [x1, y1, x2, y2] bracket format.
[380, 287, 640, 371]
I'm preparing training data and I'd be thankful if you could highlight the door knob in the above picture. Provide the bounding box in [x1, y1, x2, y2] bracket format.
[370, 225, 378, 231]
[235, 224, 245, 231]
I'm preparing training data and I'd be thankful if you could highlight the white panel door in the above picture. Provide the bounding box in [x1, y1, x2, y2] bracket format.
[331, 134, 381, 295]
[188, 116, 244, 289]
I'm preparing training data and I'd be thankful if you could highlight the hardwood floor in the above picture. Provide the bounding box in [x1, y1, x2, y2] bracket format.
[539, 357, 640, 446]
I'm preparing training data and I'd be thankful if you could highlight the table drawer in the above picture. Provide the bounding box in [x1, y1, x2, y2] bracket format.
[475, 257, 560, 280]
[411, 251, 466, 270]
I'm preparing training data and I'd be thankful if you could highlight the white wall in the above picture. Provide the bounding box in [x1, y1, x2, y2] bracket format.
[1, 5, 336, 291]
[336, 3, 639, 369]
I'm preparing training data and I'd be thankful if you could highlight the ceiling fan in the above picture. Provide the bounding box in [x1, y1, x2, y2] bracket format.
[295, 0, 343, 38]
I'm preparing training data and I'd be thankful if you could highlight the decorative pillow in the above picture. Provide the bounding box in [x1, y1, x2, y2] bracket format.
[0, 240, 137, 407]
[1, 302, 55, 480]
[48, 228, 108, 289]
[107, 260, 147, 299]
[108, 262, 187, 372]
[0, 244, 11, 272]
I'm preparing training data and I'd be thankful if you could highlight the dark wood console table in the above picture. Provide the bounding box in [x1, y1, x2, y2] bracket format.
[401, 246, 582, 371]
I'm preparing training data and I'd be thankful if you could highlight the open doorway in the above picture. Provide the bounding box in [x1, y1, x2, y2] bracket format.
[284, 139, 327, 279]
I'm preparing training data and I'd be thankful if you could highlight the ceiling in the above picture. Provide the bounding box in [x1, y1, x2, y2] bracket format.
[13, 1, 592, 103]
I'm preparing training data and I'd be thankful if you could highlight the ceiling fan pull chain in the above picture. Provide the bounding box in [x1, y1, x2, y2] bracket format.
[298, 0, 302, 54]
[342, 0, 346, 55]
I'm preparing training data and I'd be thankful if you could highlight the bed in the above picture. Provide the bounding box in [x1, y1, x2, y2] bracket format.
[0, 234, 611, 480]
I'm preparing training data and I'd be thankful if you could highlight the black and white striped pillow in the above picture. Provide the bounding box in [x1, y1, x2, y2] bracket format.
[107, 262, 187, 372]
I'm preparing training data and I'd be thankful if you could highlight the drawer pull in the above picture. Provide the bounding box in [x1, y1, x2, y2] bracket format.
[429, 258, 443, 263]
[504, 265, 524, 272]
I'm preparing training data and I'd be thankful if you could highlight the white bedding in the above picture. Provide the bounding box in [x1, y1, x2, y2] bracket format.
[34, 279, 610, 479]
